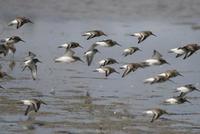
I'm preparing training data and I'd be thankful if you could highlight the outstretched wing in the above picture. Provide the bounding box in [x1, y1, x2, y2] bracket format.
[25, 106, 31, 116]
[152, 50, 162, 59]
[138, 35, 147, 44]
[29, 64, 37, 80]
[64, 49, 75, 56]
[183, 51, 195, 59]
[122, 67, 132, 78]
[86, 54, 94, 66]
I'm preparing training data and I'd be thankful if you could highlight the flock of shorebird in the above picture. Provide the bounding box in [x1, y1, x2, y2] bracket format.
[0, 16, 200, 123]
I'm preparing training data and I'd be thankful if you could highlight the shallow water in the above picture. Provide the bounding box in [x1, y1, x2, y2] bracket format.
[0, 0, 200, 134]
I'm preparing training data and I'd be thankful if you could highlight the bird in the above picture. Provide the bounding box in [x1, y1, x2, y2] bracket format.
[84, 48, 100, 66]
[157, 69, 183, 78]
[122, 47, 141, 57]
[144, 75, 170, 84]
[0, 36, 25, 55]
[129, 31, 156, 44]
[144, 108, 168, 122]
[1, 36, 25, 44]
[120, 63, 144, 78]
[140, 50, 169, 66]
[98, 58, 118, 67]
[176, 84, 200, 97]
[22, 54, 42, 80]
[82, 30, 107, 40]
[58, 42, 83, 49]
[21, 99, 46, 116]
[169, 44, 200, 59]
[94, 39, 121, 47]
[55, 49, 84, 63]
[8, 16, 33, 29]
[144, 70, 182, 84]
[93, 66, 119, 77]
[168, 47, 186, 58]
[164, 96, 191, 104]
[182, 44, 200, 59]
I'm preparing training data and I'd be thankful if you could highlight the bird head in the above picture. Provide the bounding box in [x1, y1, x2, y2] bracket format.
[12, 36, 25, 42]
[33, 58, 42, 63]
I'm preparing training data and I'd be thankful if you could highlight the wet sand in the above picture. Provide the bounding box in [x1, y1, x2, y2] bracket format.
[0, 0, 200, 134]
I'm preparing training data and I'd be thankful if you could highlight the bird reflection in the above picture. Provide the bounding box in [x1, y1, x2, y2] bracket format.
[8, 60, 16, 71]
[84, 91, 92, 105]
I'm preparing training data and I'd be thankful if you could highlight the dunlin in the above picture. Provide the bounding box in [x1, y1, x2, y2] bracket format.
[1, 36, 25, 55]
[8, 16, 33, 29]
[144, 108, 168, 122]
[129, 31, 156, 44]
[23, 56, 42, 80]
[140, 50, 169, 66]
[122, 47, 141, 57]
[168, 47, 186, 58]
[93, 66, 119, 77]
[94, 39, 121, 47]
[164, 96, 190, 104]
[182, 44, 200, 59]
[82, 30, 107, 40]
[158, 69, 183, 78]
[169, 44, 200, 59]
[120, 63, 144, 78]
[21, 99, 46, 116]
[176, 84, 200, 97]
[98, 58, 118, 67]
[144, 70, 182, 84]
[1, 36, 25, 44]
[58, 42, 83, 49]
[144, 75, 170, 84]
[84, 48, 100, 66]
[55, 49, 84, 63]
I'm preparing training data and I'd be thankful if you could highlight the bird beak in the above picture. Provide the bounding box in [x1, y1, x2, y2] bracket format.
[126, 33, 135, 36]
[178, 73, 183, 77]
[115, 71, 120, 74]
[79, 45, 83, 48]
[93, 70, 98, 72]
[116, 43, 121, 47]
[38, 60, 42, 63]
[58, 46, 63, 48]
[79, 59, 84, 63]
[186, 99, 191, 104]
[41, 101, 47, 105]
[119, 66, 124, 69]
[21, 39, 25, 42]
[29, 20, 33, 24]
[138, 48, 142, 51]
[97, 51, 101, 54]
[195, 88, 200, 92]
[152, 33, 157, 37]
[166, 61, 170, 65]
